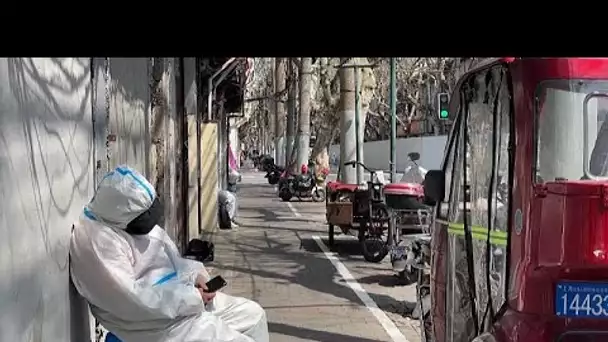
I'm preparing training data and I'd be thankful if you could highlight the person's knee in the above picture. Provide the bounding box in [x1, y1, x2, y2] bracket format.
[244, 299, 266, 323]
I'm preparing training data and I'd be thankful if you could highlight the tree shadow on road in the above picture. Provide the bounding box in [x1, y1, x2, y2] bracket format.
[211, 236, 361, 307]
[235, 183, 275, 190]
[268, 322, 386, 342]
[251, 208, 281, 222]
[299, 235, 364, 261]
[354, 274, 410, 287]
[211, 233, 416, 324]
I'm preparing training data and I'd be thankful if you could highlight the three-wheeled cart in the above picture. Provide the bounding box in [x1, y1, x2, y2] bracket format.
[383, 182, 432, 280]
[325, 161, 390, 262]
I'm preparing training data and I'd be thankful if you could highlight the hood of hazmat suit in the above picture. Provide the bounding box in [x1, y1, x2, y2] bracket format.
[70, 166, 268, 342]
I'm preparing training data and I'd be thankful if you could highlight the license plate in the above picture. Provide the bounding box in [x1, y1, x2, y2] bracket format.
[556, 282, 608, 318]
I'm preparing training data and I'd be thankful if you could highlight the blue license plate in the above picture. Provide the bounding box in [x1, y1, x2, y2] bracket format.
[556, 282, 608, 318]
[391, 246, 407, 259]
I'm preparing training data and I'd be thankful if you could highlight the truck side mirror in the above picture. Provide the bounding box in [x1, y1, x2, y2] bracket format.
[423, 170, 445, 206]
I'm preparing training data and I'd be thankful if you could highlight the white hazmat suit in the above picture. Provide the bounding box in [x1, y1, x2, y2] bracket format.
[70, 166, 269, 342]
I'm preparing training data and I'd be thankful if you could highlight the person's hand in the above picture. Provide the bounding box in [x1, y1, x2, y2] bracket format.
[197, 284, 217, 304]
[194, 274, 216, 304]
[195, 274, 207, 289]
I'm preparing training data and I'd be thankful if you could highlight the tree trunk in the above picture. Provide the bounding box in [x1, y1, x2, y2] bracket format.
[150, 58, 166, 195]
[310, 121, 337, 176]
[266, 85, 275, 156]
[310, 128, 333, 173]
[285, 58, 296, 171]
[274, 58, 286, 166]
[297, 58, 312, 174]
[339, 59, 357, 184]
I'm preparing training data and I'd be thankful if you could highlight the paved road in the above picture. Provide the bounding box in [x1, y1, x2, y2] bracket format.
[207, 171, 421, 342]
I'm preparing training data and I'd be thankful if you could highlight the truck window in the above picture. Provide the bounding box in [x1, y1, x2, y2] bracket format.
[445, 65, 511, 340]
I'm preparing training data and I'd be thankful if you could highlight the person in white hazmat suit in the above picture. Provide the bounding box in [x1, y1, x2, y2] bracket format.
[69, 166, 269, 342]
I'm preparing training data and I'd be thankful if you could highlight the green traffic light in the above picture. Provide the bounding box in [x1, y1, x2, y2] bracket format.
[440, 110, 449, 118]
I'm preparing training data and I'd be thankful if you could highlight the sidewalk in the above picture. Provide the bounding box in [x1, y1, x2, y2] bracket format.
[206, 175, 399, 342]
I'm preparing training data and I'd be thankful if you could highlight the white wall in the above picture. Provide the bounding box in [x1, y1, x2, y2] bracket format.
[108, 58, 151, 177]
[0, 58, 94, 342]
[0, 57, 157, 342]
[329, 135, 448, 172]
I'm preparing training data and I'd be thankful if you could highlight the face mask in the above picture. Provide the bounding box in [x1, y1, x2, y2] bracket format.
[125, 197, 164, 235]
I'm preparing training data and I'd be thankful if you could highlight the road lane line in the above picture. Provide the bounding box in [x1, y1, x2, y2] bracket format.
[312, 235, 410, 342]
[286, 201, 302, 217]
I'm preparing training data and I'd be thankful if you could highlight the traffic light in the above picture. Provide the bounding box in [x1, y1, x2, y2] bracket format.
[437, 92, 450, 120]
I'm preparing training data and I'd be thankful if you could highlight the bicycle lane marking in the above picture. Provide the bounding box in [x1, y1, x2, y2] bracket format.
[312, 235, 410, 342]
[286, 201, 302, 218]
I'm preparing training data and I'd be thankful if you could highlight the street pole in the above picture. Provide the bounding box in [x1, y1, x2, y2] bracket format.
[388, 58, 398, 247]
[354, 65, 361, 184]
[389, 58, 397, 183]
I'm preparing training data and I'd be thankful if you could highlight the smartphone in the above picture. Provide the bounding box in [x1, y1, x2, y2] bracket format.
[203, 275, 227, 293]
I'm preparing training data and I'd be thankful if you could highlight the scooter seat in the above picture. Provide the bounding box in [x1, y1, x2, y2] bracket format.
[327, 181, 359, 192]
[383, 183, 424, 197]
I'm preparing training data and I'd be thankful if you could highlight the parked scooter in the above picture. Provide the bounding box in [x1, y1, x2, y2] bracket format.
[276, 168, 292, 192]
[278, 164, 326, 202]
[264, 164, 284, 185]
[258, 155, 275, 172]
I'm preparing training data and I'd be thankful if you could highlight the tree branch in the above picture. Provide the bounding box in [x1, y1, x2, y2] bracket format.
[319, 58, 339, 108]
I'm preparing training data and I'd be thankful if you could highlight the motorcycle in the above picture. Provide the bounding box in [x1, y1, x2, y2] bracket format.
[259, 155, 275, 173]
[276, 169, 293, 192]
[384, 152, 433, 282]
[264, 164, 284, 185]
[278, 169, 326, 202]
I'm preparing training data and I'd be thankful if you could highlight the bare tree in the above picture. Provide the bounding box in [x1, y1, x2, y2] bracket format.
[297, 57, 312, 173]
[338, 59, 356, 183]
[309, 58, 375, 172]
[367, 57, 480, 140]
[274, 58, 286, 165]
[310, 57, 340, 166]
[285, 58, 297, 171]
[241, 57, 479, 166]
[240, 58, 274, 154]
